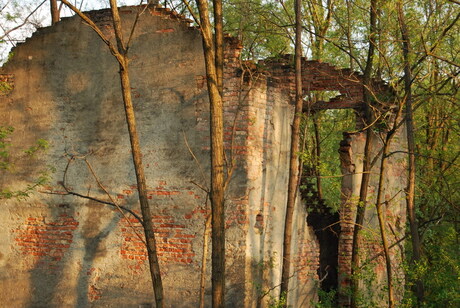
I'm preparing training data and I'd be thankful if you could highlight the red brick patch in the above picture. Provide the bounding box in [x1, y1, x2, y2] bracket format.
[13, 213, 79, 266]
[120, 215, 196, 267]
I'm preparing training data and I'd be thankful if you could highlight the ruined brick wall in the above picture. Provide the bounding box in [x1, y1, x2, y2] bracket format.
[226, 58, 321, 306]
[0, 5, 406, 308]
[338, 129, 407, 307]
[0, 6, 216, 307]
[257, 55, 364, 110]
[0, 5, 319, 308]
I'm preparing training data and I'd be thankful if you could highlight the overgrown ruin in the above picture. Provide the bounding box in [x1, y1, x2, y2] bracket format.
[0, 5, 407, 307]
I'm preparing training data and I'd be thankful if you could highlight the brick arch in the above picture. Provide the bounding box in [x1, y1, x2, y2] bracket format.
[255, 55, 393, 112]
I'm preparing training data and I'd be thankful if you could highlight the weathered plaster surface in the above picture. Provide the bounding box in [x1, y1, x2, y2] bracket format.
[0, 6, 317, 307]
[0, 5, 406, 308]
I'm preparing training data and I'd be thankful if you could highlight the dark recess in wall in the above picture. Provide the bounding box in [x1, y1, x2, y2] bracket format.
[302, 181, 340, 298]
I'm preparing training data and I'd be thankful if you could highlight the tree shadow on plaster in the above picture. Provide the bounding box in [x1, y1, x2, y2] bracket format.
[139, 87, 210, 183]
[58, 155, 143, 307]
[40, 153, 145, 307]
[24, 205, 78, 308]
[252, 88, 275, 308]
[75, 200, 122, 308]
[249, 85, 291, 307]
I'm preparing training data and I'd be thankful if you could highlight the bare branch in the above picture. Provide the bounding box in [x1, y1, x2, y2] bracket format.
[0, 0, 46, 41]
[181, 0, 200, 27]
[84, 158, 146, 244]
[126, 1, 155, 51]
[60, 0, 124, 65]
[182, 131, 209, 191]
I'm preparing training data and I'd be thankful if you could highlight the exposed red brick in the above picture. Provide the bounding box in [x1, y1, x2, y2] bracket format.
[119, 215, 196, 268]
[155, 28, 174, 33]
[13, 214, 79, 268]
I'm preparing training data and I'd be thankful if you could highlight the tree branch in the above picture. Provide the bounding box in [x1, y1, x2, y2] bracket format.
[0, 0, 46, 41]
[60, 0, 125, 65]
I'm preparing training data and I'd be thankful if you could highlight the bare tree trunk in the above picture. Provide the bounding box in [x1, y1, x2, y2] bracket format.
[118, 61, 164, 308]
[397, 0, 424, 305]
[109, 3, 164, 307]
[199, 213, 212, 308]
[195, 0, 226, 307]
[375, 134, 395, 308]
[313, 114, 323, 200]
[345, 0, 354, 70]
[280, 0, 302, 304]
[349, 128, 372, 308]
[213, 0, 223, 96]
[50, 0, 59, 25]
[350, 0, 378, 306]
[60, 1, 165, 306]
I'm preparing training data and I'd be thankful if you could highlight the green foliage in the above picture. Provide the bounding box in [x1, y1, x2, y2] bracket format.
[0, 126, 14, 170]
[0, 80, 13, 94]
[409, 53, 460, 306]
[252, 253, 280, 305]
[0, 167, 53, 199]
[311, 288, 337, 308]
[300, 109, 355, 212]
[268, 291, 287, 308]
[351, 264, 383, 307]
[5, 11, 19, 21]
[24, 138, 49, 156]
[224, 0, 293, 59]
[0, 126, 51, 199]
[402, 226, 460, 307]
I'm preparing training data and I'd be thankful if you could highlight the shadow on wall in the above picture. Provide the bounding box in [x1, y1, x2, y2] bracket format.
[74, 200, 122, 307]
[18, 199, 124, 307]
[17, 206, 78, 307]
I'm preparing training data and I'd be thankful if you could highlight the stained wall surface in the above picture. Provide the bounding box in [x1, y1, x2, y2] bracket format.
[0, 5, 407, 308]
[0, 5, 317, 308]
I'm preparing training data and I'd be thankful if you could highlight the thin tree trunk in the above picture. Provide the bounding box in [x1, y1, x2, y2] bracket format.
[108, 2, 164, 307]
[350, 0, 378, 306]
[313, 114, 323, 200]
[308, 0, 333, 205]
[60, 1, 165, 306]
[118, 60, 164, 308]
[280, 0, 302, 304]
[50, 0, 59, 25]
[349, 128, 372, 308]
[376, 5, 383, 80]
[195, 0, 226, 307]
[375, 134, 395, 308]
[308, 0, 333, 61]
[345, 0, 354, 70]
[199, 213, 212, 308]
[213, 0, 223, 96]
[397, 0, 424, 305]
